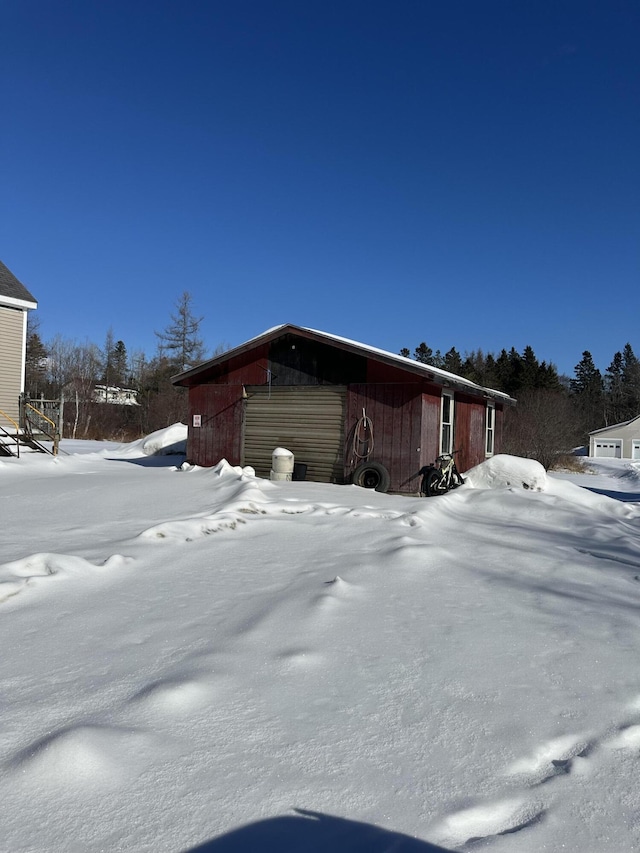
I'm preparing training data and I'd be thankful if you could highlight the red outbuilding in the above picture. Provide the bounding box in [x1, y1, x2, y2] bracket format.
[172, 325, 515, 494]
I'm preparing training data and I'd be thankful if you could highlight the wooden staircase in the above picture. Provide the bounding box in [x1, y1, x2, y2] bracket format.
[0, 430, 50, 457]
[0, 399, 62, 458]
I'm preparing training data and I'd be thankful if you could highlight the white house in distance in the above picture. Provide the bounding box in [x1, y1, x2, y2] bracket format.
[589, 417, 640, 459]
[93, 385, 139, 405]
[0, 260, 38, 425]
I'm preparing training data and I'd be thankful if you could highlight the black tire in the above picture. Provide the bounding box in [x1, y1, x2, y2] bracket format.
[352, 461, 391, 493]
[425, 468, 448, 497]
[450, 470, 465, 489]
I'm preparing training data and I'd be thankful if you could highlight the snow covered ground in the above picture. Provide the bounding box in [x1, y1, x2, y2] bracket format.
[2, 431, 640, 852]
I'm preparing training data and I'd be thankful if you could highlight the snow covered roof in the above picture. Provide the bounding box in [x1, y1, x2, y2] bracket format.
[589, 415, 640, 436]
[0, 260, 37, 309]
[173, 324, 515, 404]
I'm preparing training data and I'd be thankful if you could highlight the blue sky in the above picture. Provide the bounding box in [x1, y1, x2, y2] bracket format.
[3, 1, 639, 377]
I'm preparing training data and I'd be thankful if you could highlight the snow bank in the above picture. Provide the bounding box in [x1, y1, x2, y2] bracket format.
[114, 423, 188, 457]
[140, 459, 419, 543]
[5, 444, 640, 851]
[464, 454, 548, 491]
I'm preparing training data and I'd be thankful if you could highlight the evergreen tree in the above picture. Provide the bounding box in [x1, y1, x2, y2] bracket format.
[442, 347, 463, 376]
[101, 330, 129, 390]
[413, 342, 434, 364]
[461, 350, 485, 385]
[571, 350, 602, 395]
[483, 353, 498, 389]
[520, 346, 540, 390]
[402, 337, 565, 397]
[571, 351, 605, 435]
[112, 340, 128, 387]
[431, 349, 444, 369]
[605, 351, 624, 424]
[538, 361, 561, 391]
[621, 343, 640, 420]
[506, 348, 523, 395]
[494, 349, 512, 393]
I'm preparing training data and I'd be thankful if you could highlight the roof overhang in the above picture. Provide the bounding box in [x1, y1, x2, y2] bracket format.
[172, 324, 516, 405]
[589, 415, 640, 436]
[0, 294, 38, 311]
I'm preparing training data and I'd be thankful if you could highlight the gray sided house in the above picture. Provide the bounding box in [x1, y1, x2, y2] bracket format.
[172, 325, 515, 494]
[589, 417, 640, 460]
[0, 261, 38, 425]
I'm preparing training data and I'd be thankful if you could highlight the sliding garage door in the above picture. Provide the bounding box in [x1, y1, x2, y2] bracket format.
[243, 385, 346, 482]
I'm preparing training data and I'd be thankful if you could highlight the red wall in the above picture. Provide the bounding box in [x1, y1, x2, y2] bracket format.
[346, 383, 427, 493]
[184, 337, 509, 488]
[454, 394, 487, 472]
[188, 384, 244, 467]
[421, 393, 441, 467]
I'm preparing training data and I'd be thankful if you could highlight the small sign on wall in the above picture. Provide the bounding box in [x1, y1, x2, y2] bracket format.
[193, 414, 202, 427]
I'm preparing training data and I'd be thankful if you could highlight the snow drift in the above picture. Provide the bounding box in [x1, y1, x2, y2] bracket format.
[464, 453, 547, 491]
[2, 433, 640, 852]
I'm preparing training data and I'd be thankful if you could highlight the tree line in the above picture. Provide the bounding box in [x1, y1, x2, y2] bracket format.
[24, 292, 219, 441]
[23, 303, 639, 468]
[401, 340, 640, 468]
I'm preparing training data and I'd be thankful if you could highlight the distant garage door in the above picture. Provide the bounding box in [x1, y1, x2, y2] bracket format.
[593, 439, 622, 458]
[243, 385, 347, 482]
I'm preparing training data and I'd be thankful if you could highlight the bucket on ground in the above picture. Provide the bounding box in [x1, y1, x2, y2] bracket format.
[270, 447, 294, 481]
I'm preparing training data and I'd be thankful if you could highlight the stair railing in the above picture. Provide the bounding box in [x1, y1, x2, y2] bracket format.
[23, 403, 60, 455]
[0, 409, 21, 458]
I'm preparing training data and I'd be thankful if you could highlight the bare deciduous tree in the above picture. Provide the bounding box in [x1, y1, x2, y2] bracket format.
[502, 389, 582, 470]
[155, 291, 206, 372]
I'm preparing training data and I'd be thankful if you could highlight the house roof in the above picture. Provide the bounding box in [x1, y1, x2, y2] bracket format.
[589, 415, 640, 436]
[172, 323, 516, 404]
[0, 260, 38, 309]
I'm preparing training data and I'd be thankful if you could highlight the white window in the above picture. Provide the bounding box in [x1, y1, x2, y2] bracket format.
[486, 402, 495, 456]
[440, 391, 454, 454]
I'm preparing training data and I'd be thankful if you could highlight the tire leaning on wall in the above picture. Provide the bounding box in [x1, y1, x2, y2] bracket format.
[352, 461, 391, 493]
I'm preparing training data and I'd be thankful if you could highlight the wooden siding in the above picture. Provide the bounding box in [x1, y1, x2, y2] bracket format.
[243, 386, 346, 482]
[366, 359, 426, 384]
[179, 343, 269, 386]
[182, 330, 512, 490]
[494, 405, 504, 455]
[0, 306, 24, 425]
[269, 335, 366, 385]
[454, 395, 488, 472]
[421, 393, 441, 468]
[187, 384, 244, 467]
[222, 352, 271, 386]
[347, 384, 424, 493]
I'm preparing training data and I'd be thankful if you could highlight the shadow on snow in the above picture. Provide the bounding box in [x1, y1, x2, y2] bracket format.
[582, 486, 640, 503]
[183, 809, 452, 853]
[105, 453, 187, 468]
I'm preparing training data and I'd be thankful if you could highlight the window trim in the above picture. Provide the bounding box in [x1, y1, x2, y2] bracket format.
[440, 390, 455, 455]
[485, 402, 495, 456]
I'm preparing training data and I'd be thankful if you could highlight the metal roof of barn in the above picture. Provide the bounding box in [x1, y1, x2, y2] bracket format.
[172, 324, 515, 404]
